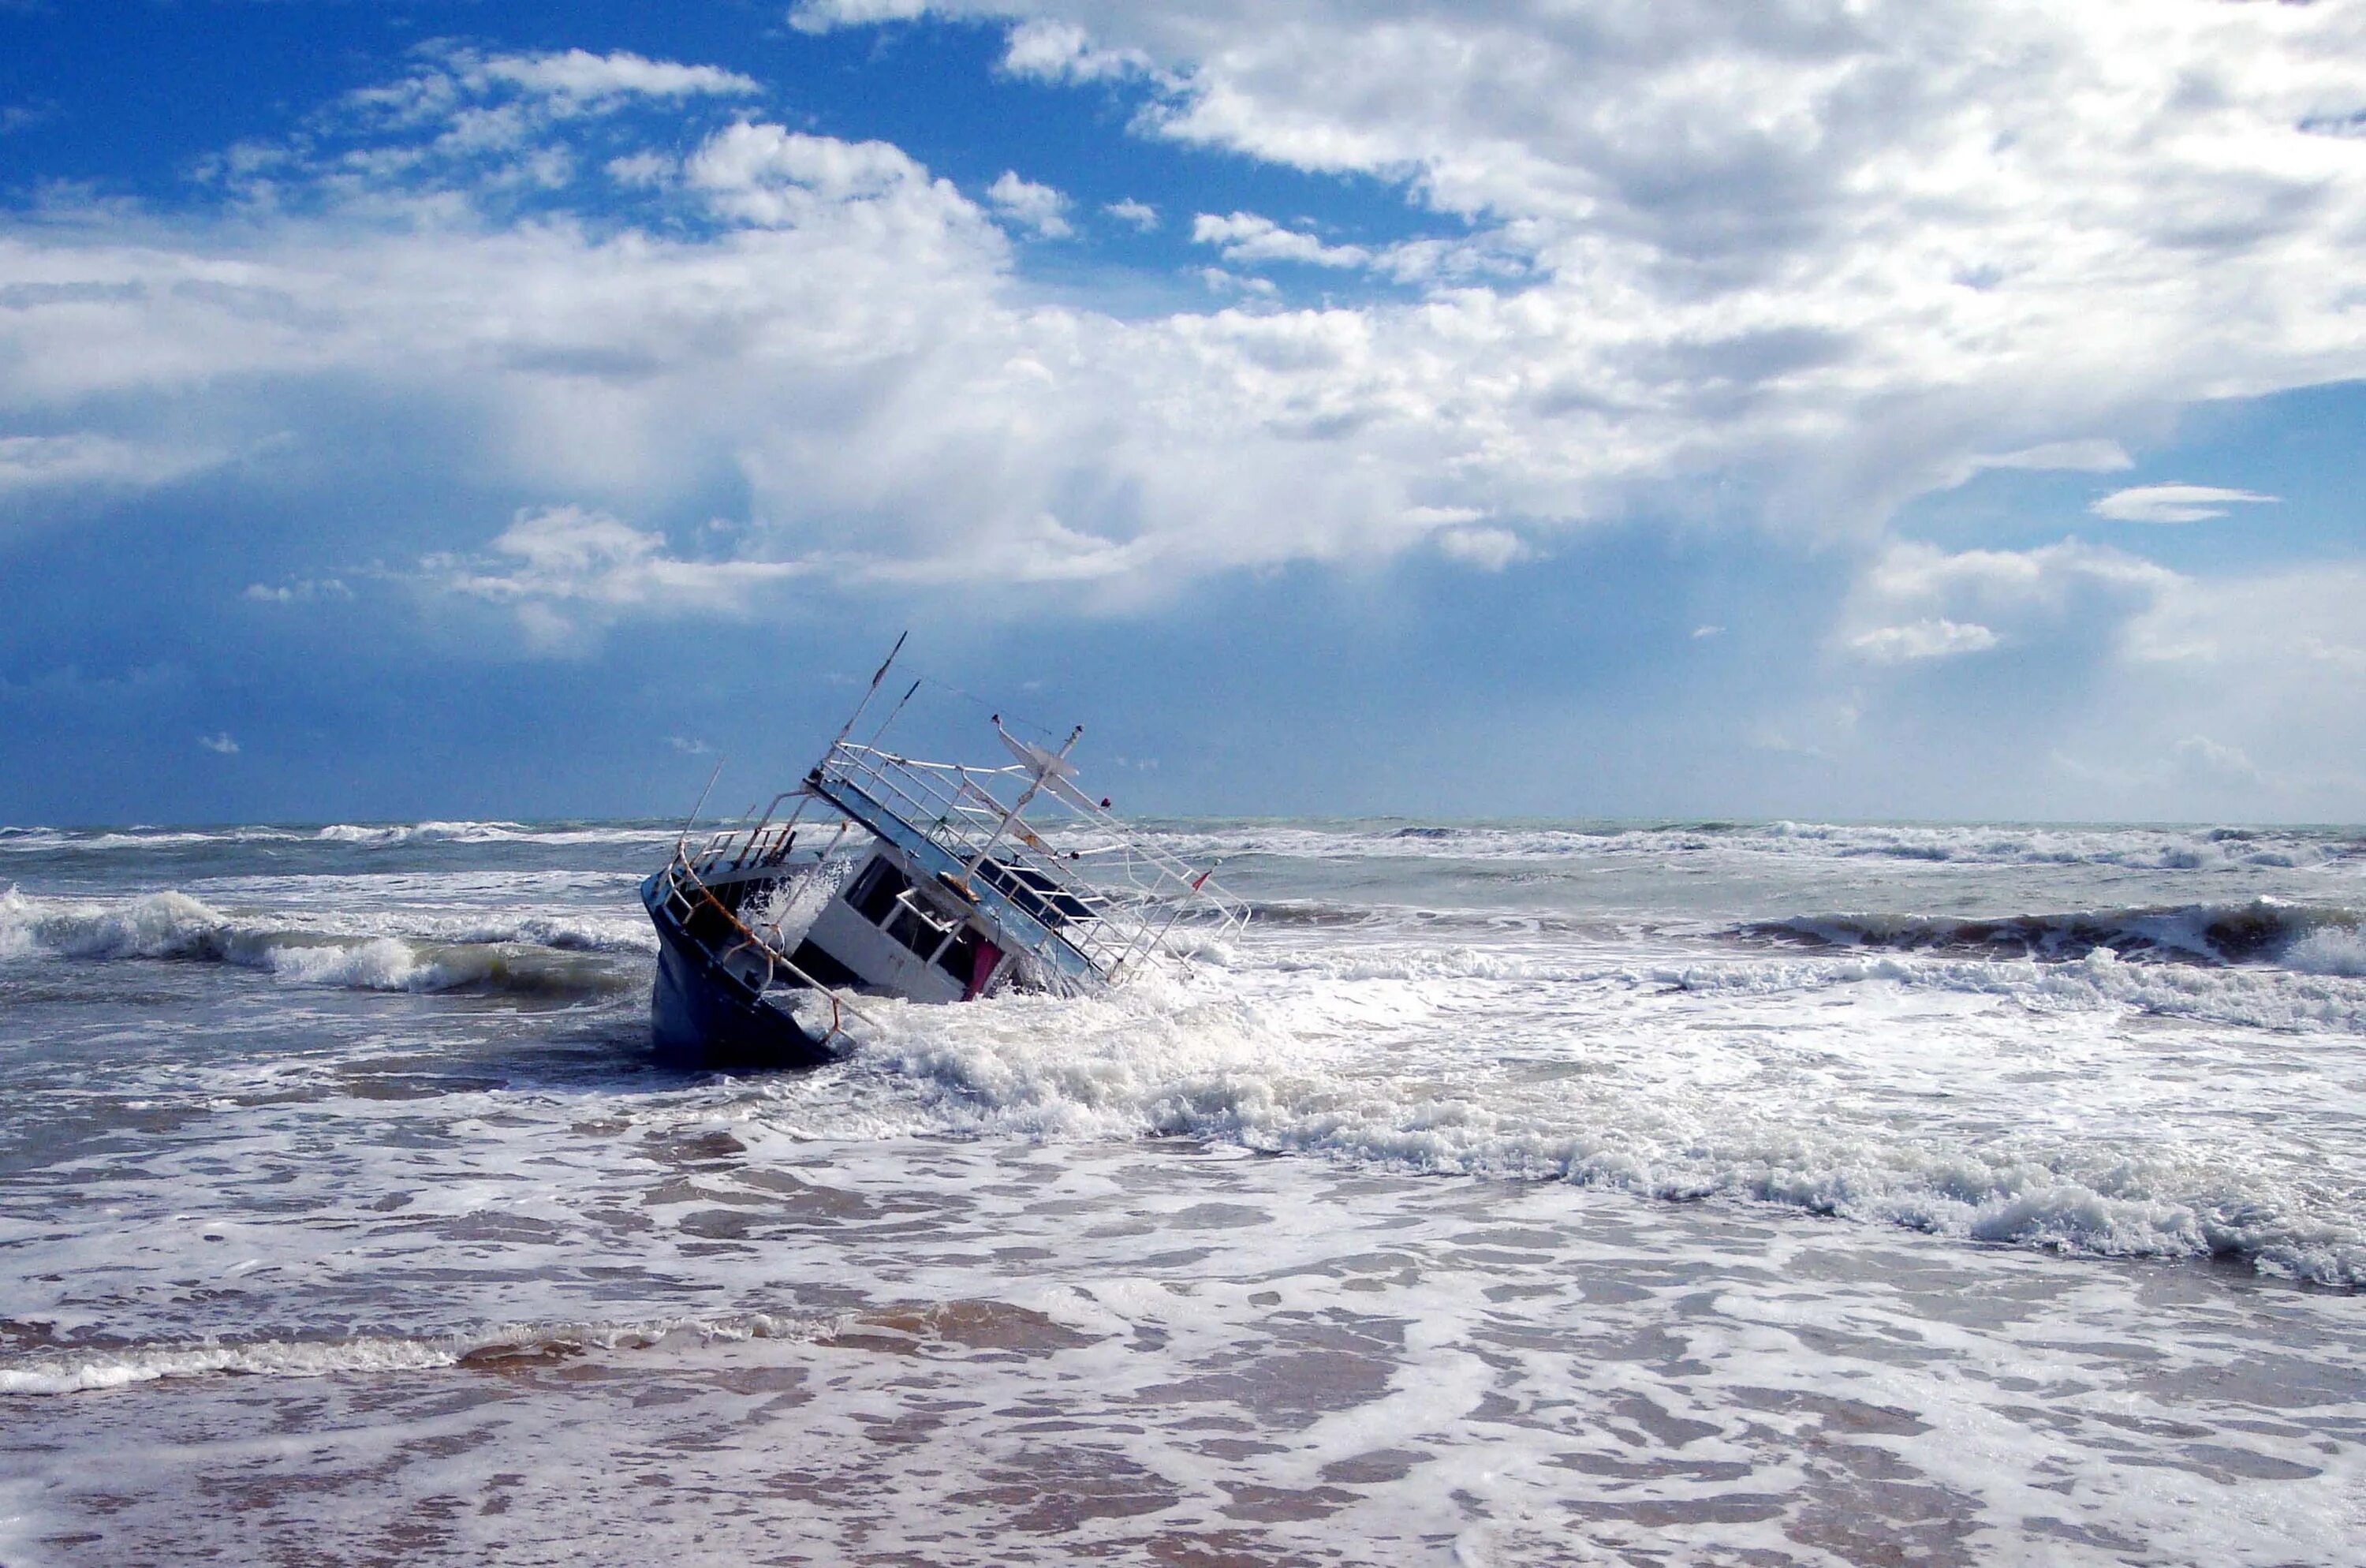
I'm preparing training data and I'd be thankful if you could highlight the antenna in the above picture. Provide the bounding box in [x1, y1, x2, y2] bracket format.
[676, 756, 727, 853]
[827, 630, 909, 753]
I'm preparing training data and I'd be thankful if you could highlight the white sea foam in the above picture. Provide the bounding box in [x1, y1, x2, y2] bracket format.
[0, 887, 636, 996]
[0, 1312, 821, 1394]
[435, 912, 659, 954]
[1647, 945, 2366, 1033]
[794, 931, 2366, 1284]
[8, 813, 2365, 1566]
[1747, 896, 2360, 966]
[2288, 925, 2366, 976]
[315, 820, 674, 848]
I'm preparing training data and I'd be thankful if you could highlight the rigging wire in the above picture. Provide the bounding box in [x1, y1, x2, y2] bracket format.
[871, 667, 1069, 747]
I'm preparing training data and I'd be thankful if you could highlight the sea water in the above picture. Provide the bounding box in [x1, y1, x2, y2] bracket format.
[1, 818, 2362, 1564]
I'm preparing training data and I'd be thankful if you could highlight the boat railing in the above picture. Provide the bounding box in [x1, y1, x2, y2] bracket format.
[656, 843, 879, 1046]
[817, 740, 1246, 980]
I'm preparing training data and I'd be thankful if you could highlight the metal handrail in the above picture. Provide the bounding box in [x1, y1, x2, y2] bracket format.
[815, 741, 1246, 980]
[662, 846, 881, 1044]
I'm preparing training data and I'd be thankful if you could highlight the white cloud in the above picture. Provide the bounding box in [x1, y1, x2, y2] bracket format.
[1104, 197, 1159, 232]
[1191, 211, 1367, 268]
[1802, 539, 2366, 811]
[2090, 483, 2281, 524]
[0, 433, 222, 501]
[1434, 525, 1526, 571]
[469, 49, 759, 105]
[689, 122, 930, 206]
[9, 5, 2366, 631]
[1856, 539, 2175, 618]
[1001, 19, 1152, 84]
[2171, 733, 2261, 788]
[196, 732, 240, 755]
[789, 0, 933, 32]
[1196, 266, 1276, 297]
[1835, 538, 2172, 667]
[605, 151, 674, 187]
[1976, 439, 2134, 475]
[244, 579, 351, 604]
[986, 170, 1073, 237]
[205, 46, 758, 205]
[435, 506, 809, 648]
[1691, 625, 1724, 640]
[789, 1, 2366, 535]
[1847, 618, 1999, 664]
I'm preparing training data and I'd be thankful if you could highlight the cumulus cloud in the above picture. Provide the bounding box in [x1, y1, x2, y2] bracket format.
[786, 1, 2366, 537]
[2090, 483, 2282, 524]
[1191, 211, 1367, 268]
[468, 49, 759, 105]
[2171, 734, 2261, 788]
[789, 0, 933, 33]
[1104, 197, 1159, 231]
[0, 433, 225, 506]
[1804, 537, 2366, 811]
[986, 170, 1073, 237]
[196, 732, 240, 755]
[203, 44, 758, 205]
[1835, 537, 2174, 670]
[6, 2, 2366, 629]
[1846, 618, 1999, 664]
[433, 506, 808, 648]
[1001, 18, 1152, 83]
[1434, 525, 1527, 571]
[244, 579, 352, 604]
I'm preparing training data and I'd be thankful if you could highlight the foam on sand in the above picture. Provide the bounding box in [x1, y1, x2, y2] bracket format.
[0, 1311, 823, 1394]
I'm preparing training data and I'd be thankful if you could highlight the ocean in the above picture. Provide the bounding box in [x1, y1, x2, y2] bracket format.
[2, 816, 2362, 1565]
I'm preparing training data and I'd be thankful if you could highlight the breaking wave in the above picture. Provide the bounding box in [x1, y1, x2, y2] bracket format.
[0, 820, 676, 853]
[849, 965, 2366, 1285]
[0, 887, 636, 998]
[1742, 898, 2360, 967]
[313, 821, 670, 848]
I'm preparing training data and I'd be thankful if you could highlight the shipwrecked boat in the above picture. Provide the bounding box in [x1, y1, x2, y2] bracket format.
[639, 642, 1247, 1069]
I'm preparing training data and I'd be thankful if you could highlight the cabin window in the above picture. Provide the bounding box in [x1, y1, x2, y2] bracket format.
[935, 924, 983, 983]
[884, 894, 953, 959]
[846, 858, 910, 925]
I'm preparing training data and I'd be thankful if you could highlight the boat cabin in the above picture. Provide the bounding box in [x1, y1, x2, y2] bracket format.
[786, 847, 1012, 1003]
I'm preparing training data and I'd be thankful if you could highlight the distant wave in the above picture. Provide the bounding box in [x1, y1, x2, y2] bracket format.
[1103, 819, 2366, 871]
[0, 821, 677, 853]
[313, 821, 672, 848]
[7, 816, 2360, 872]
[0, 826, 312, 853]
[0, 888, 640, 999]
[1645, 946, 2366, 1035]
[1741, 898, 2360, 968]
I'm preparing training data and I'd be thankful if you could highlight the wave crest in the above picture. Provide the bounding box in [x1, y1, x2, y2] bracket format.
[1742, 898, 2359, 968]
[0, 888, 636, 999]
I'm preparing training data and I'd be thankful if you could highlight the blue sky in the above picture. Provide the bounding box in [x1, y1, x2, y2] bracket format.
[3, 0, 2364, 826]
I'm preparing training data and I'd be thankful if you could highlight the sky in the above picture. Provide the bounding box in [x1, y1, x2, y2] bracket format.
[2, 0, 2364, 826]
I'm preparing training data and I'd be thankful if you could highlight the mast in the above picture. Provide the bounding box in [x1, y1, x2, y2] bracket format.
[954, 719, 1082, 894]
